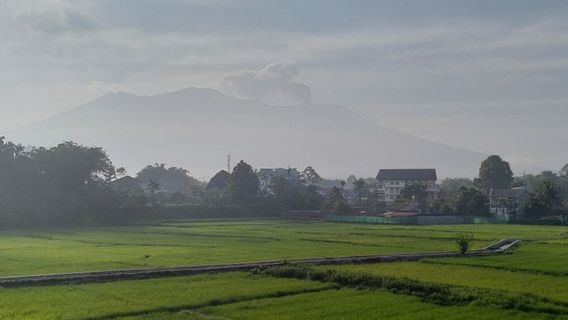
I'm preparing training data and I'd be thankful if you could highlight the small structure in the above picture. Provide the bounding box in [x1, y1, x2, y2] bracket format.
[489, 187, 529, 219]
[389, 200, 421, 213]
[383, 211, 419, 218]
[376, 168, 439, 204]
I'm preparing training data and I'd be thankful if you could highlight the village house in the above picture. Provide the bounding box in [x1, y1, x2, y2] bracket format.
[489, 187, 529, 219]
[376, 168, 439, 204]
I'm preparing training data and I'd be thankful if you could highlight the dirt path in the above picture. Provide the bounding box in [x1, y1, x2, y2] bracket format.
[0, 239, 518, 287]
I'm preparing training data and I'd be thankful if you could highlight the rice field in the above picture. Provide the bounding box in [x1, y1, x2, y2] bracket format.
[1, 220, 567, 319]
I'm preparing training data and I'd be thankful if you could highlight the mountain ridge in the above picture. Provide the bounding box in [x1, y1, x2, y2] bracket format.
[5, 87, 486, 179]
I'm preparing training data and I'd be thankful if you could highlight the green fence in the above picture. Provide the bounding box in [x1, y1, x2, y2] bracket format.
[326, 214, 510, 225]
[471, 215, 510, 224]
[325, 214, 417, 225]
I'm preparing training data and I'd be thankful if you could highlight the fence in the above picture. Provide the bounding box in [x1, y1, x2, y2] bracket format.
[325, 214, 416, 225]
[325, 214, 510, 225]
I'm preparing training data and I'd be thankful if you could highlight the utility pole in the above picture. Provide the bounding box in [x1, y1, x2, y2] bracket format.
[227, 154, 231, 173]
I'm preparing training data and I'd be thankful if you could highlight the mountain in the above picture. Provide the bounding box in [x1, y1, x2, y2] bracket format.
[5, 87, 486, 179]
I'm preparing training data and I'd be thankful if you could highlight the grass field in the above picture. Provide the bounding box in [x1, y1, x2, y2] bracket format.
[1, 220, 567, 319]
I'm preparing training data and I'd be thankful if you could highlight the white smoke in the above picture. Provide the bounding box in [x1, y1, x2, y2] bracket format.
[222, 61, 312, 105]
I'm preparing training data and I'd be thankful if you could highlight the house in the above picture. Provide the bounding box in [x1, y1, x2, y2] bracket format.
[390, 199, 421, 213]
[489, 187, 528, 218]
[257, 167, 301, 194]
[376, 168, 439, 204]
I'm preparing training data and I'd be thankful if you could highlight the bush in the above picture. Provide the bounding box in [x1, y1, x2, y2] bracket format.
[455, 232, 474, 255]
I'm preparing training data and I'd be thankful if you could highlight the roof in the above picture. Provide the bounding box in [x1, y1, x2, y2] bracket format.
[390, 200, 421, 212]
[383, 211, 419, 217]
[376, 169, 437, 181]
[491, 187, 528, 199]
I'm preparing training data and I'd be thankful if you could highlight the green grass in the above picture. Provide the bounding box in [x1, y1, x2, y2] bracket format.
[423, 242, 568, 275]
[326, 259, 568, 302]
[1, 270, 558, 320]
[1, 220, 566, 277]
[199, 288, 560, 320]
[0, 272, 334, 320]
[1, 220, 568, 319]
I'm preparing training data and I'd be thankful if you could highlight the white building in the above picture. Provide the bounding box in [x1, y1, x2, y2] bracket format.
[376, 169, 439, 204]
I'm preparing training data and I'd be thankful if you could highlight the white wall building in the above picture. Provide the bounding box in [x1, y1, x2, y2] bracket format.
[376, 169, 439, 204]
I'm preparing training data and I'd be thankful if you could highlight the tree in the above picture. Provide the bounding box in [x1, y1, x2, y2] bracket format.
[321, 187, 350, 214]
[300, 166, 322, 186]
[270, 176, 301, 207]
[206, 170, 231, 192]
[477, 155, 513, 191]
[455, 232, 474, 255]
[33, 141, 116, 191]
[440, 177, 474, 198]
[524, 181, 558, 219]
[353, 178, 366, 206]
[0, 139, 123, 225]
[454, 187, 489, 216]
[398, 183, 428, 212]
[561, 164, 568, 179]
[516, 171, 568, 216]
[363, 189, 385, 213]
[146, 180, 160, 206]
[230, 160, 259, 202]
[302, 185, 325, 210]
[137, 164, 201, 195]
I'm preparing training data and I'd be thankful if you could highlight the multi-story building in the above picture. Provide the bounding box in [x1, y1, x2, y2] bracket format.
[376, 168, 439, 204]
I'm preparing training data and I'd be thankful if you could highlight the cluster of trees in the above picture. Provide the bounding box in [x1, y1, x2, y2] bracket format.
[205, 163, 328, 211]
[134, 163, 205, 205]
[2, 136, 566, 226]
[516, 170, 567, 219]
[0, 138, 124, 226]
[436, 156, 568, 219]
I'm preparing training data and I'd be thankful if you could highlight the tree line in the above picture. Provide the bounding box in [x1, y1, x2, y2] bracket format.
[1, 137, 566, 226]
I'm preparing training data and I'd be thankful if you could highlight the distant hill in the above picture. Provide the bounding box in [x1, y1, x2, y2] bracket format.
[5, 87, 486, 178]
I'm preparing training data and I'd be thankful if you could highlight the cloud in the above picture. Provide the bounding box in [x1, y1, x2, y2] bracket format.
[1, 0, 97, 33]
[222, 61, 312, 104]
[88, 80, 123, 94]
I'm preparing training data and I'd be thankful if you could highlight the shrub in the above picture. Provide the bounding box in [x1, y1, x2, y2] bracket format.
[455, 232, 474, 255]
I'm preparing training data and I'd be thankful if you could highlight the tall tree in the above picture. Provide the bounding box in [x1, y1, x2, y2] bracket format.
[230, 160, 259, 202]
[206, 170, 231, 192]
[561, 164, 568, 179]
[321, 187, 350, 214]
[353, 178, 366, 206]
[477, 155, 514, 191]
[524, 181, 558, 219]
[454, 187, 489, 216]
[300, 166, 322, 186]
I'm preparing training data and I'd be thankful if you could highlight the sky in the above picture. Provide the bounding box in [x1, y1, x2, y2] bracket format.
[1, 0, 567, 174]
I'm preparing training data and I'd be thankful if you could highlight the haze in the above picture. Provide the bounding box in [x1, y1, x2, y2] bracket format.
[1, 0, 567, 177]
